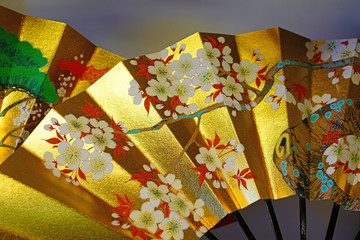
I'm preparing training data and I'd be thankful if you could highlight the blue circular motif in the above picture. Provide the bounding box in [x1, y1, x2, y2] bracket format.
[280, 161, 287, 169]
[338, 100, 345, 106]
[306, 143, 310, 150]
[278, 61, 285, 68]
[241, 106, 246, 110]
[311, 114, 319, 123]
[347, 99, 352, 105]
[330, 103, 337, 109]
[317, 170, 323, 179]
[325, 111, 331, 118]
[293, 169, 299, 177]
[321, 176, 327, 183]
[282, 169, 287, 176]
[336, 106, 341, 112]
[327, 180, 334, 187]
[321, 185, 329, 192]
[318, 163, 324, 169]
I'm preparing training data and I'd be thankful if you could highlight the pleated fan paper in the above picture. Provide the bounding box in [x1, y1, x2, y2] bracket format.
[1, 27, 360, 239]
[0, 6, 124, 164]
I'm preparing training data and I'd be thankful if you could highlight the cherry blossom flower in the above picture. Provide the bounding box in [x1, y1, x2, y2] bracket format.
[265, 83, 296, 110]
[57, 87, 66, 97]
[175, 104, 198, 115]
[143, 163, 157, 172]
[56, 139, 89, 170]
[323, 138, 348, 165]
[128, 79, 142, 105]
[347, 135, 360, 149]
[81, 152, 114, 180]
[168, 193, 193, 217]
[232, 59, 259, 83]
[158, 173, 182, 190]
[148, 61, 174, 82]
[312, 93, 337, 110]
[59, 114, 90, 139]
[222, 156, 235, 176]
[159, 211, 189, 240]
[333, 39, 356, 61]
[220, 76, 244, 101]
[196, 226, 207, 238]
[43, 152, 61, 177]
[89, 118, 114, 133]
[140, 181, 170, 207]
[193, 199, 205, 222]
[18, 102, 30, 115]
[342, 65, 360, 86]
[170, 53, 200, 79]
[169, 79, 195, 104]
[305, 41, 317, 60]
[297, 99, 320, 119]
[318, 40, 341, 61]
[85, 128, 116, 151]
[197, 42, 221, 67]
[195, 147, 221, 171]
[145, 79, 171, 102]
[347, 172, 360, 185]
[129, 202, 164, 234]
[192, 67, 217, 91]
[341, 145, 360, 171]
[146, 48, 169, 60]
[326, 166, 336, 175]
[12, 116, 23, 126]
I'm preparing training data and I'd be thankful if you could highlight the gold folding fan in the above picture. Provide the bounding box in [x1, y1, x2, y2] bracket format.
[1, 27, 360, 239]
[0, 6, 124, 164]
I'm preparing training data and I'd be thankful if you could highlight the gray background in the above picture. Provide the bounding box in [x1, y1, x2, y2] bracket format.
[1, 0, 360, 239]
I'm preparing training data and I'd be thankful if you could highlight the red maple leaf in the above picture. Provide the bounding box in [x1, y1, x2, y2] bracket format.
[232, 168, 259, 190]
[130, 169, 156, 186]
[111, 194, 135, 218]
[130, 226, 147, 240]
[213, 132, 221, 147]
[291, 83, 308, 101]
[192, 164, 209, 189]
[79, 100, 104, 118]
[322, 129, 343, 145]
[114, 145, 126, 159]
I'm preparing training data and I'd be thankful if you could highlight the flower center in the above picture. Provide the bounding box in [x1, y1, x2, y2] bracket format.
[167, 219, 180, 234]
[155, 85, 167, 95]
[204, 153, 214, 164]
[69, 120, 83, 132]
[63, 146, 81, 164]
[90, 157, 107, 173]
[350, 152, 360, 165]
[140, 212, 154, 228]
[150, 188, 162, 199]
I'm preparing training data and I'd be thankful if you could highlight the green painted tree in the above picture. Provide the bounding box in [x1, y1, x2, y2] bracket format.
[0, 27, 58, 117]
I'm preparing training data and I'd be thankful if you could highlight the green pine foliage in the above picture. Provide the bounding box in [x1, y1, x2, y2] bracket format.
[0, 27, 58, 103]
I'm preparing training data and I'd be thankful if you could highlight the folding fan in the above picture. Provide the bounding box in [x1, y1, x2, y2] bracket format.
[1, 27, 360, 240]
[0, 6, 124, 164]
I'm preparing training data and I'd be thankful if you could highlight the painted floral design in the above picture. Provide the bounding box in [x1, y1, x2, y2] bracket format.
[159, 212, 189, 240]
[81, 152, 114, 180]
[305, 39, 360, 86]
[42, 100, 131, 184]
[129, 202, 164, 234]
[128, 35, 269, 118]
[192, 133, 258, 189]
[111, 163, 206, 240]
[323, 134, 360, 185]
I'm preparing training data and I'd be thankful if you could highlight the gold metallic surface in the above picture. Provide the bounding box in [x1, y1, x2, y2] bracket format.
[1, 16, 359, 239]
